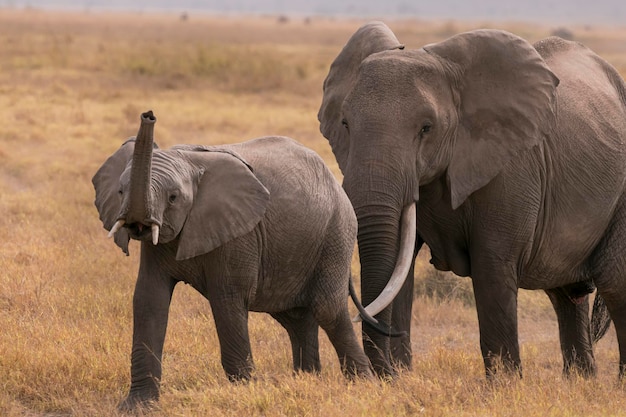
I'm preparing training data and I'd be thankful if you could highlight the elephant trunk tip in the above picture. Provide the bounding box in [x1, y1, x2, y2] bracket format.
[141, 110, 156, 123]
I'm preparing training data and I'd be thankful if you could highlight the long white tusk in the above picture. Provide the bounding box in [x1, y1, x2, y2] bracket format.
[353, 202, 417, 322]
[151, 224, 160, 245]
[108, 219, 125, 238]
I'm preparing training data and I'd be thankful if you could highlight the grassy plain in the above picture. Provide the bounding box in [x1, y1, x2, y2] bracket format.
[0, 8, 625, 416]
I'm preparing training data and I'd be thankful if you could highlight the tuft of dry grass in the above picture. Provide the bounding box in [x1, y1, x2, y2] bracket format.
[0, 8, 625, 416]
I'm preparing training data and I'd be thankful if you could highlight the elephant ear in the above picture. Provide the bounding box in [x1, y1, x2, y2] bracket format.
[424, 29, 559, 209]
[318, 21, 404, 174]
[92, 138, 158, 255]
[176, 151, 270, 261]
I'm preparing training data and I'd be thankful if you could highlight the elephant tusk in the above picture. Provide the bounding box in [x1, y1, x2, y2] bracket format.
[108, 219, 125, 238]
[151, 224, 159, 245]
[353, 202, 416, 322]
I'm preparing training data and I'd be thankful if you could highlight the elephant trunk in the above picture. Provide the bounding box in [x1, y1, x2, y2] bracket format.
[353, 203, 416, 321]
[349, 200, 416, 374]
[127, 111, 156, 223]
[342, 146, 417, 317]
[342, 158, 417, 374]
[110, 111, 160, 245]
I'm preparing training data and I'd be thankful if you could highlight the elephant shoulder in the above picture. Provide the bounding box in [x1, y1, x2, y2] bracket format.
[533, 36, 587, 61]
[241, 135, 319, 158]
[238, 136, 332, 177]
[240, 136, 343, 197]
[534, 36, 626, 104]
[533, 36, 613, 76]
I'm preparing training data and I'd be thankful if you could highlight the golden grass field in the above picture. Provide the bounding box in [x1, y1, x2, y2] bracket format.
[1, 8, 626, 416]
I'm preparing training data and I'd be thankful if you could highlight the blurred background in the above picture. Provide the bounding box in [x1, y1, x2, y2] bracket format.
[2, 0, 625, 24]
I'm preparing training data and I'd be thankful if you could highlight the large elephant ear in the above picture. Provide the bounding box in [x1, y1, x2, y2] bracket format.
[424, 29, 559, 209]
[318, 21, 404, 174]
[92, 139, 147, 255]
[176, 151, 270, 261]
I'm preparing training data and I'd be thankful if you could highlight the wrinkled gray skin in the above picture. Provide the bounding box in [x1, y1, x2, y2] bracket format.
[319, 22, 626, 378]
[93, 112, 372, 410]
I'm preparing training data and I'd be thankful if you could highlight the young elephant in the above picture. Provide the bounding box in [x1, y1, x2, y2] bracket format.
[92, 111, 373, 410]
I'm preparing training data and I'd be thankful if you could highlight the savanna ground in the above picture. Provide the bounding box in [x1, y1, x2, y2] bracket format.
[0, 8, 625, 416]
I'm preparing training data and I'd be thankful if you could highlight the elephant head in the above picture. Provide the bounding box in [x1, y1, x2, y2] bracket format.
[92, 111, 270, 260]
[318, 22, 559, 369]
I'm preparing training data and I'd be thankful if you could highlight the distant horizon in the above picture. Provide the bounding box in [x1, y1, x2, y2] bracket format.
[1, 0, 626, 26]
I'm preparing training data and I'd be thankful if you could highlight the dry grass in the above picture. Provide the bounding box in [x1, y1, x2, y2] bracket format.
[0, 8, 625, 416]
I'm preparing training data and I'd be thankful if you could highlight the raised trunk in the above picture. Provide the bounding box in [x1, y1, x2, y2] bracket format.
[127, 111, 156, 223]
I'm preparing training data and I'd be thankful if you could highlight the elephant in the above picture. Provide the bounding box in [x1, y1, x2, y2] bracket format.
[318, 22, 625, 378]
[92, 111, 376, 410]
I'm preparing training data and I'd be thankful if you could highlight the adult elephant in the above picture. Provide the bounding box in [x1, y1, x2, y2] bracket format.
[318, 22, 625, 378]
[93, 111, 376, 410]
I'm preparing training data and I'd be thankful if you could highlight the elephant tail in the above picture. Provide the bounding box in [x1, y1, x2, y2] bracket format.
[349, 278, 407, 338]
[591, 294, 612, 345]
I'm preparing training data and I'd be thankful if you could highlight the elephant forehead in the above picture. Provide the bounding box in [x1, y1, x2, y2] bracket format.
[151, 151, 182, 169]
[347, 77, 437, 123]
[150, 152, 191, 180]
[359, 50, 441, 85]
[349, 55, 441, 110]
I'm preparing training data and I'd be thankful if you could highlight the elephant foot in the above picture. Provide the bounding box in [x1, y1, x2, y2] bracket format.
[564, 364, 596, 379]
[390, 337, 412, 369]
[563, 354, 597, 379]
[223, 359, 255, 383]
[341, 359, 374, 380]
[347, 369, 375, 380]
[227, 370, 254, 384]
[364, 342, 396, 379]
[484, 353, 522, 380]
[364, 352, 397, 380]
[369, 361, 397, 380]
[117, 392, 158, 413]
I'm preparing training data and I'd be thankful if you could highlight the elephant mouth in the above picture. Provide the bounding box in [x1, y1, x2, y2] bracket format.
[126, 222, 153, 241]
[109, 219, 160, 245]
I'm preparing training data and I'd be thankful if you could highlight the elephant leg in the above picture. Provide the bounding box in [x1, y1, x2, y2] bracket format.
[311, 240, 373, 378]
[471, 275, 521, 377]
[389, 272, 414, 370]
[363, 315, 393, 377]
[271, 308, 321, 373]
[389, 236, 423, 371]
[609, 305, 626, 380]
[611, 304, 626, 378]
[594, 284, 626, 378]
[545, 287, 596, 378]
[208, 294, 255, 381]
[315, 306, 373, 378]
[589, 206, 626, 378]
[119, 262, 177, 411]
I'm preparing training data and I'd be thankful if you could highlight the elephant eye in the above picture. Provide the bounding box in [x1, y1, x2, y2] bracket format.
[418, 123, 432, 139]
[168, 194, 177, 204]
[341, 118, 349, 130]
[118, 189, 123, 195]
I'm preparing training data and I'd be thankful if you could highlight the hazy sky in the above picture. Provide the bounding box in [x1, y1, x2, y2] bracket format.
[2, 0, 625, 25]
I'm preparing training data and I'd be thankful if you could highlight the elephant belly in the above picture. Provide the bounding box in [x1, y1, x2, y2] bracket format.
[519, 191, 618, 290]
[248, 271, 312, 313]
[519, 262, 590, 290]
[518, 228, 602, 290]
